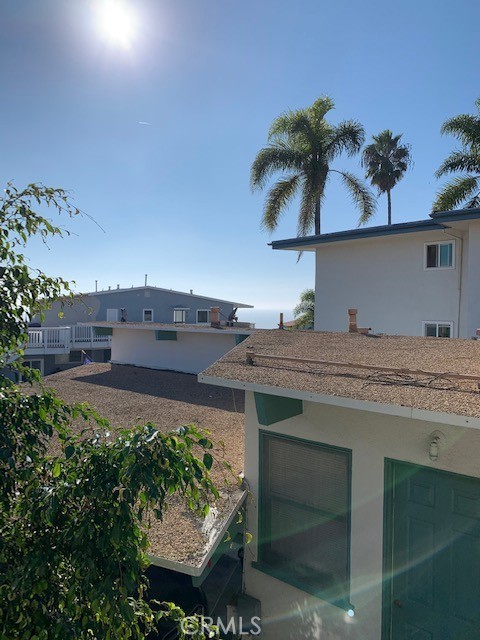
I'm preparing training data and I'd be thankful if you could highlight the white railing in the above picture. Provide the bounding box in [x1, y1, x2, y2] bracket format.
[25, 326, 111, 355]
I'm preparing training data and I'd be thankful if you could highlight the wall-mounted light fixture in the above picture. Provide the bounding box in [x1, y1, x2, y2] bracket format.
[429, 430, 445, 461]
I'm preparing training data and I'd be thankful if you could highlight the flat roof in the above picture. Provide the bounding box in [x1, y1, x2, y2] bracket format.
[75, 286, 253, 309]
[199, 330, 480, 422]
[85, 321, 255, 335]
[271, 207, 480, 251]
[38, 364, 245, 571]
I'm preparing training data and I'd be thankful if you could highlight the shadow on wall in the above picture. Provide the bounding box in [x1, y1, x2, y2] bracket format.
[72, 364, 245, 413]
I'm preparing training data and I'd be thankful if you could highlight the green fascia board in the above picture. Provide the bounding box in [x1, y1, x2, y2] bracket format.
[94, 327, 113, 336]
[254, 392, 303, 426]
[235, 334, 250, 345]
[155, 330, 177, 341]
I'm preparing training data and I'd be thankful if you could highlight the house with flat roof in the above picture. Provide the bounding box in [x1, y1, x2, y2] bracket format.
[88, 319, 254, 375]
[26, 285, 253, 375]
[272, 207, 480, 339]
[199, 329, 480, 640]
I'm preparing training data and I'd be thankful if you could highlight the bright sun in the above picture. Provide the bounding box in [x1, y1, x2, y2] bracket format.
[97, 1, 136, 48]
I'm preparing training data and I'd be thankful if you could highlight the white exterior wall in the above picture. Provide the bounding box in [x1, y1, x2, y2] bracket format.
[110, 328, 237, 374]
[314, 230, 464, 336]
[243, 391, 480, 640]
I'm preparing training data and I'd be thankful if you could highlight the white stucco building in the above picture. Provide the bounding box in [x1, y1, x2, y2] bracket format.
[199, 330, 480, 640]
[88, 320, 254, 374]
[272, 208, 480, 338]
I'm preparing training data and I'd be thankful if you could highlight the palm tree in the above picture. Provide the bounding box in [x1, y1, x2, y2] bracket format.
[432, 98, 480, 212]
[293, 288, 315, 329]
[361, 130, 411, 225]
[251, 96, 376, 236]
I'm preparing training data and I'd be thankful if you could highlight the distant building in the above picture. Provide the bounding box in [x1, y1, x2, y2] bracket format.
[25, 285, 253, 375]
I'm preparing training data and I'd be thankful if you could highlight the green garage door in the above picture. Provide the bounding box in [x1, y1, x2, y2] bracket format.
[385, 461, 480, 640]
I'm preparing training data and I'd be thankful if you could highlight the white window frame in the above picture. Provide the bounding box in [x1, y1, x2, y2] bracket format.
[173, 308, 188, 324]
[106, 308, 120, 322]
[422, 321, 454, 338]
[143, 308, 154, 322]
[424, 240, 455, 270]
[23, 359, 44, 375]
[196, 309, 211, 324]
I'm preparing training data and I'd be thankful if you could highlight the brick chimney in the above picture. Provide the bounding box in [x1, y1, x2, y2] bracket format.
[210, 307, 221, 328]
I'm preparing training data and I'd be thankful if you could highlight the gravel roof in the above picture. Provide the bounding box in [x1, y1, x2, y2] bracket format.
[201, 330, 480, 419]
[41, 364, 245, 568]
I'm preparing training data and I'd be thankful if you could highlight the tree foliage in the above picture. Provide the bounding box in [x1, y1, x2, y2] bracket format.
[433, 98, 480, 212]
[0, 184, 219, 640]
[251, 96, 376, 236]
[361, 130, 412, 225]
[293, 288, 315, 329]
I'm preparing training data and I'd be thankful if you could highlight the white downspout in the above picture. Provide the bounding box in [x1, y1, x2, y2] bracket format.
[442, 228, 463, 338]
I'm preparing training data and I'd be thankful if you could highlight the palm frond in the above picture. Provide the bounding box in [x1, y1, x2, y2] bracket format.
[435, 150, 480, 178]
[432, 175, 480, 212]
[328, 120, 365, 158]
[308, 96, 335, 123]
[441, 114, 480, 148]
[250, 144, 304, 190]
[261, 174, 301, 231]
[331, 170, 376, 225]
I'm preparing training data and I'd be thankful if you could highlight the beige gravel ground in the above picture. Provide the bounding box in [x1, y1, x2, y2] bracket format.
[41, 363, 245, 566]
[202, 330, 480, 419]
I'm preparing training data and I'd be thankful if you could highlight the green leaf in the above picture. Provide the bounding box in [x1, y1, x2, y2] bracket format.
[203, 453, 213, 470]
[52, 462, 61, 477]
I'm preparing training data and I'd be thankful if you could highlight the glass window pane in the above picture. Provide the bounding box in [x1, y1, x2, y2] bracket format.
[197, 310, 209, 323]
[439, 243, 453, 267]
[144, 310, 152, 321]
[425, 324, 437, 337]
[437, 324, 451, 338]
[426, 244, 438, 268]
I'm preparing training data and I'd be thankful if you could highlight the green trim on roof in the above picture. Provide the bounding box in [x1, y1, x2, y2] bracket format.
[254, 392, 303, 426]
[155, 330, 177, 341]
[235, 334, 249, 345]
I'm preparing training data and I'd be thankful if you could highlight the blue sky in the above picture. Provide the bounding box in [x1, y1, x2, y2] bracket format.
[1, 0, 479, 326]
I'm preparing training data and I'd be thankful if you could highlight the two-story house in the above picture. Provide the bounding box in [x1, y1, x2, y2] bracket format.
[26, 285, 253, 375]
[271, 207, 480, 339]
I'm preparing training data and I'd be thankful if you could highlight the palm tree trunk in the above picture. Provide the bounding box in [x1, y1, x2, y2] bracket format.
[387, 190, 392, 225]
[315, 196, 321, 235]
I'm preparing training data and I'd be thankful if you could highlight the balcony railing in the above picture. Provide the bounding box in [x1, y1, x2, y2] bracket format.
[25, 326, 111, 355]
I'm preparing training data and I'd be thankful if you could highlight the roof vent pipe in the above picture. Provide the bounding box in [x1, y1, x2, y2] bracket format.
[117, 284, 120, 289]
[95, 280, 98, 292]
[145, 274, 148, 287]
[190, 289, 193, 295]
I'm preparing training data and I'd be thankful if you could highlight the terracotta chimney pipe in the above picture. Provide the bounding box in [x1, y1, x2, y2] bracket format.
[279, 313, 284, 330]
[210, 306, 220, 328]
[348, 308, 358, 333]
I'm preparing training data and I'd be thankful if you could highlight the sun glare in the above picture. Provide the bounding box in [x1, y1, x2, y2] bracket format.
[97, 1, 136, 48]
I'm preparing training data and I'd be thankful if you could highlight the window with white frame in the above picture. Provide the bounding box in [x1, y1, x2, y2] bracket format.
[143, 309, 153, 322]
[173, 308, 188, 324]
[425, 241, 454, 269]
[258, 432, 351, 607]
[196, 309, 210, 324]
[423, 321, 453, 338]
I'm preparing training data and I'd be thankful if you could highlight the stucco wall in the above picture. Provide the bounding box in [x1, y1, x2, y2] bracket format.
[314, 229, 464, 336]
[243, 391, 480, 640]
[38, 289, 242, 326]
[110, 328, 238, 374]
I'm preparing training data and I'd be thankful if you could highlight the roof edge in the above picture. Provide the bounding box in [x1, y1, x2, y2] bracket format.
[147, 490, 247, 576]
[270, 219, 444, 250]
[197, 374, 480, 430]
